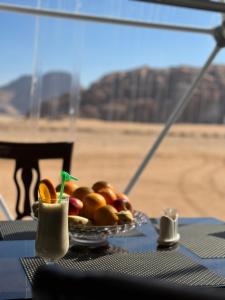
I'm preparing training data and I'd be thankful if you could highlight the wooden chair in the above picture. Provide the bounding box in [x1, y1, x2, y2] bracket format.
[0, 141, 74, 219]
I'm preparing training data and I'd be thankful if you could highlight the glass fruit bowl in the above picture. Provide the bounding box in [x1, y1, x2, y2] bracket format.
[69, 210, 148, 247]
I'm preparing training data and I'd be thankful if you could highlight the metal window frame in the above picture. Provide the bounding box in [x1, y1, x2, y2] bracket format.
[0, 3, 213, 34]
[135, 0, 225, 14]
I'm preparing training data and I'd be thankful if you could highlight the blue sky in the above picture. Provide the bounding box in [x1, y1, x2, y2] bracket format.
[0, 0, 225, 88]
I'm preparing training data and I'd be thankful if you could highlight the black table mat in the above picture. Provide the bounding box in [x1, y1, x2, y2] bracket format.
[21, 244, 128, 284]
[151, 221, 225, 259]
[0, 221, 37, 240]
[20, 250, 225, 287]
[179, 224, 225, 258]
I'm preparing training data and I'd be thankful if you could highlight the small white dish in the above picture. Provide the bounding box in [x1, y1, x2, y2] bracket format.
[157, 233, 180, 246]
[157, 209, 179, 247]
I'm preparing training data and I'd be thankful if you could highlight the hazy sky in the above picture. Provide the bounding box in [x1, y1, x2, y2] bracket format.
[0, 0, 225, 88]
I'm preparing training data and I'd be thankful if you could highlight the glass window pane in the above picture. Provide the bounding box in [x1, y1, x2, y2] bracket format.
[0, 0, 225, 219]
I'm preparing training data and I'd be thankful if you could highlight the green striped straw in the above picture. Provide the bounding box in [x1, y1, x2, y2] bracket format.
[59, 171, 79, 203]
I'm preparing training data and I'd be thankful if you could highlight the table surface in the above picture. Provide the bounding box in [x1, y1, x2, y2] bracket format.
[0, 217, 225, 300]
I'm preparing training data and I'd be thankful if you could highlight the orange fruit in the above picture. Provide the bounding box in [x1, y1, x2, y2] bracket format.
[56, 181, 79, 196]
[82, 192, 106, 219]
[72, 187, 93, 202]
[38, 179, 57, 204]
[94, 205, 119, 226]
[98, 187, 117, 205]
[92, 181, 114, 193]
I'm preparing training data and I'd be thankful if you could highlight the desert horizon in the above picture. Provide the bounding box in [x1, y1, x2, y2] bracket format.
[1, 117, 225, 221]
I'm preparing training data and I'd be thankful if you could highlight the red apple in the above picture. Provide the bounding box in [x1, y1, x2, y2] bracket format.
[112, 199, 133, 212]
[69, 197, 83, 216]
[116, 192, 129, 202]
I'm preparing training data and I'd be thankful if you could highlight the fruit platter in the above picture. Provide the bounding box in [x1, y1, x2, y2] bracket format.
[33, 173, 148, 247]
[68, 210, 147, 247]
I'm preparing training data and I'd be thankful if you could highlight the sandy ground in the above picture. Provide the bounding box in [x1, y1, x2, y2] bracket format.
[1, 117, 225, 221]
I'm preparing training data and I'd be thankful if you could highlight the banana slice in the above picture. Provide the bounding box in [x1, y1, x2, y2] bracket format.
[68, 215, 92, 228]
[117, 210, 134, 225]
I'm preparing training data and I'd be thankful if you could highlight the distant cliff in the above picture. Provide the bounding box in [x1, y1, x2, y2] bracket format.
[81, 65, 225, 124]
[1, 65, 225, 123]
[0, 72, 72, 116]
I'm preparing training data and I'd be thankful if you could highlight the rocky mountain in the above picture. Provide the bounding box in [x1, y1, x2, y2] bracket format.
[1, 65, 225, 123]
[80, 65, 225, 123]
[0, 72, 72, 116]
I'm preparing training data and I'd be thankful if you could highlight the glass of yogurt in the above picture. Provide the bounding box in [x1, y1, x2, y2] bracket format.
[35, 197, 69, 264]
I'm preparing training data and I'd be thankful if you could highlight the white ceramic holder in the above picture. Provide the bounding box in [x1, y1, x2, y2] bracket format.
[157, 208, 180, 246]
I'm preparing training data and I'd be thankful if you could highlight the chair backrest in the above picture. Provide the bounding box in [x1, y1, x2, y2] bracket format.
[0, 141, 74, 219]
[32, 264, 225, 300]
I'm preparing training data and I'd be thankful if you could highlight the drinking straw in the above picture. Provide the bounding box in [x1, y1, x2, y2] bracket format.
[59, 171, 79, 203]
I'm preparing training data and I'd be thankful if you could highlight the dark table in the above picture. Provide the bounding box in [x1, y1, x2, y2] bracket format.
[0, 217, 225, 300]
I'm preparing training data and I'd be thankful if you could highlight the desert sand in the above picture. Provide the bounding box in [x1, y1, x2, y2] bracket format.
[1, 117, 225, 221]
